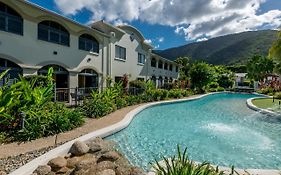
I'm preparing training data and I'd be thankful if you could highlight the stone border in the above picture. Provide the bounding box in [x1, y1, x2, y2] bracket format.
[246, 96, 281, 117]
[10, 92, 280, 175]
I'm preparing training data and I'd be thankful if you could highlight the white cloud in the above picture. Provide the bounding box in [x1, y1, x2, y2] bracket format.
[144, 39, 152, 44]
[197, 38, 208, 42]
[158, 37, 164, 42]
[54, 0, 281, 40]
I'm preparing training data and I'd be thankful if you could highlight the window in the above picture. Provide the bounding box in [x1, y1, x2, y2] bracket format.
[164, 62, 168, 70]
[151, 58, 156, 67]
[79, 34, 99, 53]
[0, 2, 23, 35]
[176, 66, 179, 72]
[158, 60, 163, 69]
[138, 53, 145, 64]
[115, 76, 123, 84]
[38, 20, 70, 46]
[169, 64, 173, 71]
[79, 69, 98, 88]
[115, 45, 126, 60]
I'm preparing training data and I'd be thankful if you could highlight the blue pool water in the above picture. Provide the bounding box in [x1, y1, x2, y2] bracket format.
[107, 93, 281, 170]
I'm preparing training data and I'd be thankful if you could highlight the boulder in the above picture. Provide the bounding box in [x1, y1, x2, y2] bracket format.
[56, 166, 70, 174]
[33, 165, 51, 175]
[96, 161, 117, 172]
[69, 141, 90, 156]
[98, 151, 120, 162]
[129, 167, 146, 175]
[75, 156, 97, 171]
[66, 156, 81, 169]
[87, 142, 102, 153]
[97, 169, 116, 175]
[47, 156, 67, 171]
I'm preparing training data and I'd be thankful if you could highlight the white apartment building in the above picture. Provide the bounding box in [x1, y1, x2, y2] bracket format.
[0, 0, 179, 101]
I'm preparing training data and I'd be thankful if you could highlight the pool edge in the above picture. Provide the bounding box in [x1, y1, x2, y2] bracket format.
[10, 92, 280, 175]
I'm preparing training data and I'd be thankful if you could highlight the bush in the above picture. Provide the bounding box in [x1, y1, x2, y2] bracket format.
[129, 80, 146, 89]
[152, 145, 234, 175]
[168, 89, 183, 99]
[217, 87, 225, 92]
[274, 92, 281, 99]
[257, 87, 275, 95]
[115, 97, 128, 109]
[14, 102, 84, 141]
[209, 82, 219, 89]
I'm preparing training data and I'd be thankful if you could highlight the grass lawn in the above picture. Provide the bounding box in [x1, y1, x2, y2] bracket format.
[252, 98, 281, 113]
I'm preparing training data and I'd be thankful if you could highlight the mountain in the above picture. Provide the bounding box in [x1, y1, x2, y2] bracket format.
[156, 30, 278, 65]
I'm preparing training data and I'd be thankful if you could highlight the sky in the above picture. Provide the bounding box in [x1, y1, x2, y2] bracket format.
[28, 0, 281, 50]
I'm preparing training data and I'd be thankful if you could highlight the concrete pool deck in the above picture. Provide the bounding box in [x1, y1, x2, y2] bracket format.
[7, 92, 281, 175]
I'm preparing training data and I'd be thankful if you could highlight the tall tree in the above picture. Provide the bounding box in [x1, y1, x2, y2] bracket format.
[246, 55, 274, 81]
[189, 61, 213, 92]
[175, 57, 190, 80]
[269, 30, 281, 73]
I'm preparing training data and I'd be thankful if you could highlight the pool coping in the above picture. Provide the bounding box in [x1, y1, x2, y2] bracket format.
[246, 95, 281, 117]
[10, 92, 280, 175]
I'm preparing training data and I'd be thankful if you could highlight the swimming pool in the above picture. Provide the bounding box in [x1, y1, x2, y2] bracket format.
[107, 93, 281, 170]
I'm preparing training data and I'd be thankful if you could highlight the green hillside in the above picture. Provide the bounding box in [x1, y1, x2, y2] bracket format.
[156, 30, 278, 65]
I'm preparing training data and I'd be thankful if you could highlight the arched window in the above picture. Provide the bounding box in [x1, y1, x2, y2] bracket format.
[78, 69, 99, 89]
[158, 60, 163, 69]
[79, 34, 99, 53]
[151, 58, 156, 67]
[164, 62, 168, 70]
[0, 2, 23, 35]
[38, 64, 69, 88]
[38, 20, 70, 46]
[0, 58, 22, 86]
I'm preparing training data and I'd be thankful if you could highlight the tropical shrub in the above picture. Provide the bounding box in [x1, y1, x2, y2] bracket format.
[168, 89, 183, 99]
[257, 86, 275, 95]
[81, 83, 123, 118]
[0, 68, 54, 131]
[16, 102, 84, 141]
[153, 145, 238, 175]
[129, 80, 146, 89]
[115, 97, 128, 109]
[274, 92, 281, 99]
[190, 62, 214, 93]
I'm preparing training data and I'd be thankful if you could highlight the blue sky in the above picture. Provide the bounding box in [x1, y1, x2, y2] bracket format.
[29, 0, 281, 50]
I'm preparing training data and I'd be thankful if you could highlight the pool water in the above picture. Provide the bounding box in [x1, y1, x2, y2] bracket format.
[107, 93, 281, 170]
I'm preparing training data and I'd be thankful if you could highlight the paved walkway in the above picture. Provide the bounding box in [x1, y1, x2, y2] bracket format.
[0, 104, 142, 158]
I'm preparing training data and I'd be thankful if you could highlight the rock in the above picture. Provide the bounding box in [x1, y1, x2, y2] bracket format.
[75, 156, 97, 171]
[69, 141, 89, 156]
[64, 153, 72, 159]
[33, 165, 51, 175]
[96, 161, 117, 172]
[0, 171, 6, 175]
[98, 151, 120, 162]
[92, 137, 103, 143]
[129, 167, 146, 175]
[97, 169, 116, 175]
[88, 142, 102, 153]
[47, 156, 67, 171]
[66, 156, 81, 169]
[56, 166, 70, 174]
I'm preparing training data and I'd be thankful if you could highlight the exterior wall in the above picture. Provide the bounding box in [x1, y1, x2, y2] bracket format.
[0, 0, 179, 96]
[111, 30, 150, 81]
[0, 0, 106, 90]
